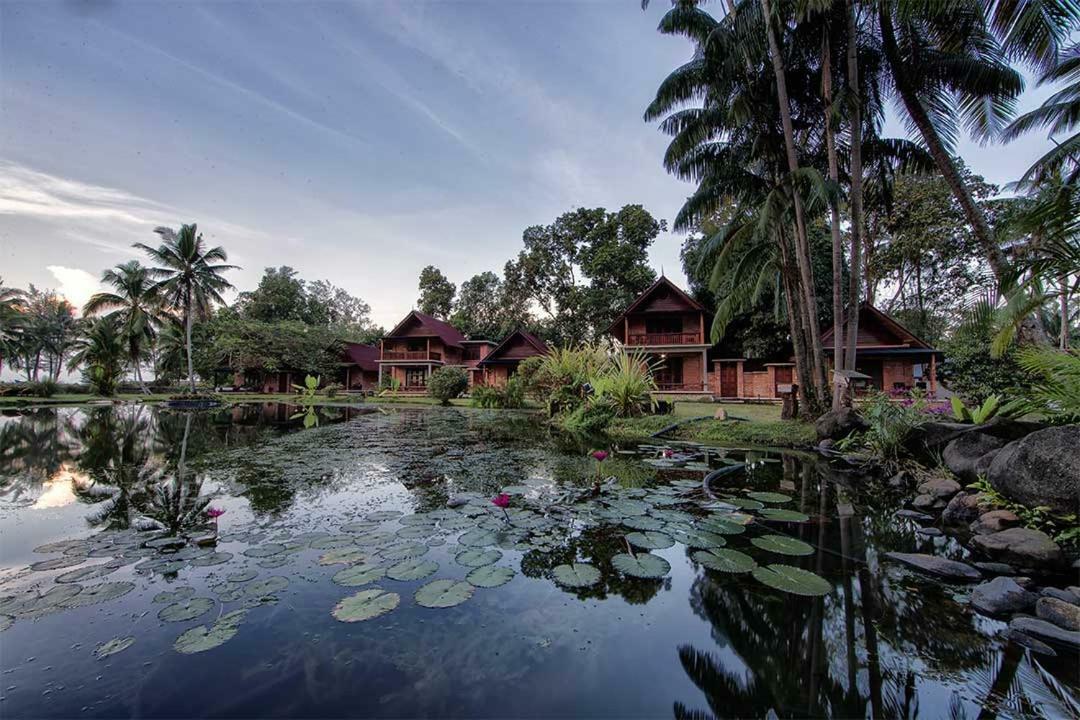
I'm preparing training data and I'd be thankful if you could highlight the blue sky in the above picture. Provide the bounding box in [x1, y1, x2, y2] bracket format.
[0, 0, 1061, 330]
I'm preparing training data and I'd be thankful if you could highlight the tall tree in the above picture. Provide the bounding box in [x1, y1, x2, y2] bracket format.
[451, 271, 508, 339]
[0, 280, 24, 377]
[84, 261, 161, 393]
[416, 266, 456, 319]
[67, 317, 127, 396]
[135, 224, 237, 393]
[236, 266, 309, 323]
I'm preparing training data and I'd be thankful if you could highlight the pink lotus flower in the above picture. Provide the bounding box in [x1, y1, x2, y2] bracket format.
[491, 493, 511, 508]
[591, 450, 608, 462]
[663, 449, 674, 458]
[206, 507, 226, 519]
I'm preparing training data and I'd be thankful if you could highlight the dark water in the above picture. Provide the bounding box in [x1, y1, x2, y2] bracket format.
[0, 403, 1076, 719]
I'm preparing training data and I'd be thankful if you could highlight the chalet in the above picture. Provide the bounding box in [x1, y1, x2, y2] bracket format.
[378, 311, 496, 392]
[606, 276, 711, 392]
[342, 342, 380, 393]
[477, 330, 550, 387]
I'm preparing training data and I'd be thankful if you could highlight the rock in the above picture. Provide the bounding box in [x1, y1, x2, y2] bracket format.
[884, 552, 982, 582]
[987, 425, 1080, 516]
[895, 509, 933, 522]
[1037, 597, 1080, 631]
[817, 439, 836, 452]
[1008, 616, 1080, 650]
[942, 492, 992, 525]
[944, 432, 1006, 483]
[917, 476, 962, 499]
[914, 421, 975, 451]
[912, 494, 940, 510]
[917, 527, 944, 537]
[974, 562, 1017, 576]
[815, 408, 868, 441]
[1040, 587, 1080, 605]
[1002, 628, 1057, 656]
[970, 576, 1038, 615]
[887, 471, 914, 491]
[1014, 576, 1036, 589]
[192, 535, 218, 547]
[446, 496, 469, 508]
[971, 527, 1064, 569]
[1069, 587, 1080, 602]
[713, 407, 728, 421]
[973, 450, 1000, 480]
[969, 510, 1020, 535]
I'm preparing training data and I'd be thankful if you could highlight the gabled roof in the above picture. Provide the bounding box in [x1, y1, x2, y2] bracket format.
[821, 302, 935, 350]
[385, 310, 466, 348]
[606, 276, 706, 338]
[479, 330, 550, 365]
[343, 342, 379, 372]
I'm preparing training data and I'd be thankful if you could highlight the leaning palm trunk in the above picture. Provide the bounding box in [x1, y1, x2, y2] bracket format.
[778, 231, 813, 417]
[844, 0, 864, 387]
[760, 0, 828, 407]
[822, 31, 845, 409]
[1061, 274, 1070, 349]
[184, 296, 195, 393]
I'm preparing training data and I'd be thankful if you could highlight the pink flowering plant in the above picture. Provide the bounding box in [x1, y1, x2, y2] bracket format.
[491, 493, 511, 522]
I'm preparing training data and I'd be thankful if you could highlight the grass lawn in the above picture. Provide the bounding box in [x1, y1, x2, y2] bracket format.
[606, 400, 815, 448]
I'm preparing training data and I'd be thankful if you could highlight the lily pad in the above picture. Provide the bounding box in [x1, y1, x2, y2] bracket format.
[729, 498, 765, 511]
[750, 535, 815, 556]
[158, 597, 215, 622]
[226, 570, 257, 583]
[380, 542, 429, 561]
[607, 499, 649, 517]
[55, 564, 117, 584]
[693, 548, 757, 573]
[59, 581, 134, 607]
[752, 564, 831, 596]
[243, 543, 286, 558]
[190, 551, 233, 567]
[94, 636, 135, 659]
[365, 510, 403, 522]
[245, 576, 289, 596]
[256, 557, 290, 569]
[611, 553, 670, 579]
[622, 516, 666, 532]
[30, 556, 86, 572]
[466, 565, 515, 588]
[414, 579, 474, 608]
[759, 508, 811, 523]
[746, 491, 793, 504]
[341, 522, 379, 534]
[459, 529, 498, 547]
[552, 563, 601, 588]
[668, 527, 727, 549]
[455, 548, 502, 568]
[625, 531, 675, 550]
[174, 610, 247, 654]
[385, 558, 439, 582]
[332, 563, 386, 587]
[697, 517, 747, 535]
[318, 548, 368, 566]
[309, 535, 356, 550]
[396, 526, 436, 540]
[332, 588, 400, 622]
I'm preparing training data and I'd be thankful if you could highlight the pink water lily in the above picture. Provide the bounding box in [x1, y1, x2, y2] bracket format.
[206, 507, 226, 519]
[662, 449, 674, 458]
[491, 493, 511, 508]
[591, 450, 608, 462]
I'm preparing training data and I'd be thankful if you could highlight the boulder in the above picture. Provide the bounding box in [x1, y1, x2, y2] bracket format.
[944, 432, 1006, 483]
[987, 425, 1080, 516]
[887, 470, 914, 492]
[969, 509, 1020, 535]
[970, 576, 1038, 615]
[971, 527, 1064, 569]
[974, 562, 1016, 576]
[815, 408, 868, 441]
[1037, 597, 1080, 631]
[1002, 628, 1057, 656]
[915, 421, 976, 451]
[912, 494, 940, 510]
[884, 552, 982, 582]
[941, 492, 993, 525]
[917, 476, 962, 500]
[973, 450, 1000, 480]
[713, 407, 728, 421]
[1008, 616, 1080, 651]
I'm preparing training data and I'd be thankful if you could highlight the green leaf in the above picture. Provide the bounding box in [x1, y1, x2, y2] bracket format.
[380, 542, 429, 561]
[729, 498, 764, 511]
[750, 535, 814, 556]
[455, 548, 503, 568]
[58, 581, 134, 607]
[751, 564, 831, 596]
[332, 563, 386, 587]
[623, 516, 666, 531]
[332, 588, 400, 622]
[692, 548, 757, 573]
[94, 636, 135, 659]
[626, 531, 675, 550]
[309, 535, 356, 550]
[746, 492, 792, 504]
[414, 579, 474, 608]
[552, 563, 602, 588]
[466, 565, 515, 588]
[243, 543, 286, 558]
[245, 576, 289, 596]
[174, 610, 247, 654]
[158, 597, 214, 622]
[697, 516, 747, 535]
[459, 529, 498, 547]
[318, 548, 367, 566]
[385, 558, 438, 582]
[611, 552, 671, 579]
[668, 527, 727, 549]
[759, 508, 810, 522]
[153, 587, 196, 604]
[55, 564, 117, 584]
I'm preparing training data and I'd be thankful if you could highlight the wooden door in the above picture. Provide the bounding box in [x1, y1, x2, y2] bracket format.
[773, 366, 793, 397]
[719, 363, 738, 397]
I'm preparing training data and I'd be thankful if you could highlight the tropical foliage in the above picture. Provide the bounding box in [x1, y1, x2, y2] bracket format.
[427, 367, 469, 405]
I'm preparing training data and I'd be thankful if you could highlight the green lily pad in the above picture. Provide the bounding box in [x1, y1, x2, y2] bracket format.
[752, 564, 831, 596]
[94, 636, 135, 659]
[59, 581, 134, 607]
[385, 558, 439, 582]
[256, 557, 290, 569]
[611, 553, 670, 579]
[552, 563, 601, 588]
[352, 531, 395, 547]
[668, 527, 727, 549]
[697, 517, 747, 535]
[414, 579, 474, 608]
[318, 548, 368, 566]
[759, 508, 811, 522]
[396, 526, 436, 540]
[158, 597, 214, 622]
[310, 535, 356, 550]
[729, 498, 765, 511]
[750, 535, 815, 556]
[746, 491, 793, 504]
[30, 556, 86, 572]
[332, 588, 400, 622]
[607, 499, 649, 517]
[455, 548, 502, 568]
[226, 570, 257, 583]
[190, 552, 233, 567]
[55, 564, 117, 584]
[365, 510, 403, 522]
[243, 543, 286, 558]
[466, 565, 515, 588]
[625, 531, 675, 550]
[380, 542, 429, 561]
[332, 563, 386, 587]
[174, 610, 247, 654]
[245, 576, 289, 596]
[692, 549, 757, 573]
[622, 516, 665, 532]
[459, 529, 498, 547]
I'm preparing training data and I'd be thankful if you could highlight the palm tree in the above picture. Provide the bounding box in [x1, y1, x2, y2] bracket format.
[134, 224, 237, 393]
[1004, 42, 1080, 183]
[84, 261, 162, 393]
[0, 279, 26, 377]
[67, 317, 128, 396]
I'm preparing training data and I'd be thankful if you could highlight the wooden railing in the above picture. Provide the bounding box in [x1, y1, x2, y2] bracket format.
[654, 381, 706, 391]
[627, 332, 702, 346]
[381, 351, 442, 361]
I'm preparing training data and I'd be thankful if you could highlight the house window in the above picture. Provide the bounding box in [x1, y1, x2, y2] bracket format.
[407, 339, 426, 352]
[654, 357, 684, 388]
[645, 317, 682, 335]
[405, 368, 427, 387]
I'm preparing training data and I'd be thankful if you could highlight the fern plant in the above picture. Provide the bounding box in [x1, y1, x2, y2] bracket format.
[1014, 347, 1080, 423]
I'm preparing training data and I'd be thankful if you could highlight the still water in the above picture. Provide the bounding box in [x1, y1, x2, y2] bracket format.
[0, 403, 1076, 718]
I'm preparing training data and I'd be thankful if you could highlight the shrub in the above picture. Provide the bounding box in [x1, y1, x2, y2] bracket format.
[427, 367, 469, 405]
[532, 345, 607, 415]
[1013, 347, 1080, 423]
[515, 356, 544, 396]
[27, 379, 59, 398]
[591, 352, 657, 418]
[323, 382, 344, 398]
[84, 364, 120, 397]
[379, 375, 402, 393]
[939, 326, 1034, 403]
[851, 392, 931, 469]
[471, 385, 500, 409]
[471, 377, 528, 409]
[561, 402, 616, 434]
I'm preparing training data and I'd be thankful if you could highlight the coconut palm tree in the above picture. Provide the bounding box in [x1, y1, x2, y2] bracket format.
[0, 279, 26, 376]
[84, 261, 162, 393]
[134, 224, 237, 393]
[1004, 42, 1080, 183]
[67, 317, 128, 396]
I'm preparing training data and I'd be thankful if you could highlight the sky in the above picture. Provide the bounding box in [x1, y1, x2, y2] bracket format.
[0, 0, 1063, 332]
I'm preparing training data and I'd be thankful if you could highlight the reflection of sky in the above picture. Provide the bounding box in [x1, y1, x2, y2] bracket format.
[30, 466, 80, 509]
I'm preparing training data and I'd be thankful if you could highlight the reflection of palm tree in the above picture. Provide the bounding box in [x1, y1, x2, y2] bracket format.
[144, 413, 211, 534]
[0, 409, 75, 503]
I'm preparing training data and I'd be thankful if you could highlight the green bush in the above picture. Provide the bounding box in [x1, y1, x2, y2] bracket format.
[591, 352, 657, 418]
[849, 392, 931, 468]
[532, 345, 607, 415]
[561, 403, 616, 434]
[1014, 347, 1080, 423]
[323, 382, 344, 398]
[471, 376, 528, 409]
[940, 326, 1034, 403]
[470, 385, 500, 408]
[84, 364, 120, 397]
[427, 367, 469, 405]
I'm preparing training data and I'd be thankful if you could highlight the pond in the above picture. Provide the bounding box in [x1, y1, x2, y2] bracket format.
[0, 403, 1076, 718]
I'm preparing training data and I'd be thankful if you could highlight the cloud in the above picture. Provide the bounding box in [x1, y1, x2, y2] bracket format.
[47, 265, 102, 312]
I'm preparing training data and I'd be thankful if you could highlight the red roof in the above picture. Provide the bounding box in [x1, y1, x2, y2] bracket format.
[479, 330, 550, 365]
[343, 342, 380, 372]
[821, 302, 935, 350]
[605, 276, 706, 337]
[385, 310, 467, 348]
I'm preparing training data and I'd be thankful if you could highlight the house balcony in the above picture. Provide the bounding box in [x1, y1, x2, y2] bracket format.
[626, 332, 704, 346]
[380, 351, 443, 362]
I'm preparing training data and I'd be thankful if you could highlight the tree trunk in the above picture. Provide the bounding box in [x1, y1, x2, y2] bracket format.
[778, 232, 813, 416]
[1060, 275, 1070, 349]
[760, 0, 828, 406]
[184, 297, 195, 394]
[823, 31, 845, 409]
[844, 0, 864, 383]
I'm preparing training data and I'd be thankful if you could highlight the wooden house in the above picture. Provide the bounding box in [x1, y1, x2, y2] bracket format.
[477, 330, 550, 387]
